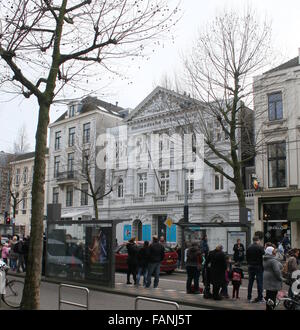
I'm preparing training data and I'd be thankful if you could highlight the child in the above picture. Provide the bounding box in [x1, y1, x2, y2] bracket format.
[1, 243, 10, 265]
[231, 262, 244, 299]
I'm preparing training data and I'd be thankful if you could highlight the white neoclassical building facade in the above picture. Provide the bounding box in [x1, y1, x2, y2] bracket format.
[99, 87, 255, 251]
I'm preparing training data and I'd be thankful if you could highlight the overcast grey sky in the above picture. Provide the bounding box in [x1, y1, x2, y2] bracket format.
[1, 0, 300, 153]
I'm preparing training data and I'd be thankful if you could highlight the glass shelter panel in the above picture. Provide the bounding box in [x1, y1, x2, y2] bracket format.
[46, 221, 115, 287]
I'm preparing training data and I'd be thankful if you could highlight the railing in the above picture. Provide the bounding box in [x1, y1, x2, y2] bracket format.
[244, 189, 254, 198]
[58, 284, 90, 310]
[154, 196, 167, 202]
[56, 171, 78, 181]
[177, 194, 193, 201]
[133, 197, 145, 203]
[135, 296, 179, 310]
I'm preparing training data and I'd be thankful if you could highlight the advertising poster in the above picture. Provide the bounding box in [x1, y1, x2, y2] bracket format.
[227, 231, 246, 255]
[123, 225, 132, 241]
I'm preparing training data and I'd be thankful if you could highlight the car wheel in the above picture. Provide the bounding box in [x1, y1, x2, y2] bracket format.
[166, 270, 174, 275]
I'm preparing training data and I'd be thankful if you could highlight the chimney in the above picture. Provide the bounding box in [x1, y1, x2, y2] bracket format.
[116, 101, 119, 107]
[298, 48, 300, 65]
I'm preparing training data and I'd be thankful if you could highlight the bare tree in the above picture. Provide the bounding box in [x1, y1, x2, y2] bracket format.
[0, 0, 180, 309]
[13, 125, 31, 155]
[74, 139, 118, 220]
[179, 8, 272, 214]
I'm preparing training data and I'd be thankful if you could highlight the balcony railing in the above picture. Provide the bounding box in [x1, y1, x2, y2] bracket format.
[154, 196, 167, 202]
[244, 189, 254, 198]
[133, 197, 145, 203]
[56, 171, 78, 182]
[177, 194, 193, 201]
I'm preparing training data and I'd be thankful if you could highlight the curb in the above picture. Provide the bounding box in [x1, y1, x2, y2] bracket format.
[7, 272, 255, 310]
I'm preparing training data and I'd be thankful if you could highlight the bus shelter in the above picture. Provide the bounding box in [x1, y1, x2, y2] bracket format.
[46, 219, 129, 288]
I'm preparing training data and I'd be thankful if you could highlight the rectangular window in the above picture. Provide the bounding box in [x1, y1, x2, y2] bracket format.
[83, 123, 91, 144]
[67, 153, 74, 177]
[15, 168, 20, 185]
[118, 179, 124, 198]
[69, 105, 75, 117]
[54, 156, 60, 178]
[160, 171, 169, 196]
[268, 141, 286, 188]
[82, 150, 89, 175]
[55, 131, 61, 150]
[185, 169, 194, 194]
[138, 173, 147, 197]
[268, 92, 283, 121]
[23, 167, 28, 184]
[52, 187, 59, 204]
[66, 186, 73, 207]
[68, 127, 75, 147]
[81, 183, 89, 206]
[22, 192, 27, 210]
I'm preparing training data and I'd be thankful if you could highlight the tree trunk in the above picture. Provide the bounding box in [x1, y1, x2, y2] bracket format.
[93, 197, 99, 220]
[20, 101, 50, 310]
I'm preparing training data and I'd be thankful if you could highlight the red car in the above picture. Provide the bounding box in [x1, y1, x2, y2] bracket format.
[115, 241, 178, 274]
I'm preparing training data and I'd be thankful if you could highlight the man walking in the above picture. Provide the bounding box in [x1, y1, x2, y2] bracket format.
[146, 236, 165, 288]
[246, 236, 265, 303]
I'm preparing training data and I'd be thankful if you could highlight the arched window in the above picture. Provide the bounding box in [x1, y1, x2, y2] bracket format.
[215, 166, 224, 191]
[118, 178, 124, 198]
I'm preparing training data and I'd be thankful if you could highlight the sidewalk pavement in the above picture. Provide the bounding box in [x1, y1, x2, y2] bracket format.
[5, 271, 284, 310]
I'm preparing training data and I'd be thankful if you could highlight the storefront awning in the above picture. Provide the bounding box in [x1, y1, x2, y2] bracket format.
[287, 197, 300, 221]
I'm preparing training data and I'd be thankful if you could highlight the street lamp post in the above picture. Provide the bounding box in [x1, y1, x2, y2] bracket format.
[180, 168, 189, 269]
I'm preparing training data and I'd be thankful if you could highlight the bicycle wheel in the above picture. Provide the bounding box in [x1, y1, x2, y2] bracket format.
[2, 280, 24, 308]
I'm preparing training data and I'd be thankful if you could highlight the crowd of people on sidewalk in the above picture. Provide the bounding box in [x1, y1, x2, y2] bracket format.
[0, 234, 30, 273]
[124, 232, 299, 310]
[182, 235, 300, 310]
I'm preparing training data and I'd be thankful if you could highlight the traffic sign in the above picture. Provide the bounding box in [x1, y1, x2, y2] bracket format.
[164, 217, 173, 228]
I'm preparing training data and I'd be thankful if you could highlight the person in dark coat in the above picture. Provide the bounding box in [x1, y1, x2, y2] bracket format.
[136, 241, 150, 286]
[126, 237, 139, 285]
[146, 236, 165, 288]
[185, 242, 202, 294]
[246, 236, 265, 303]
[206, 245, 227, 300]
[233, 239, 245, 263]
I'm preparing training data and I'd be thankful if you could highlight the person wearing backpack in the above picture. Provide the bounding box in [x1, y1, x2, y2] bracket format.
[185, 241, 202, 294]
[136, 241, 150, 287]
[230, 262, 244, 299]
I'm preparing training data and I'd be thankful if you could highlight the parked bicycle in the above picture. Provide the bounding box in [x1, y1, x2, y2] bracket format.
[0, 261, 24, 308]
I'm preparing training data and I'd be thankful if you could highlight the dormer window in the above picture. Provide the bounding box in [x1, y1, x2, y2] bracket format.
[69, 105, 75, 117]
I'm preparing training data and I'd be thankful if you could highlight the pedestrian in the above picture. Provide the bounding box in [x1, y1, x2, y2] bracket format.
[220, 255, 232, 298]
[22, 236, 30, 271]
[282, 233, 291, 256]
[136, 241, 150, 287]
[1, 243, 10, 265]
[159, 236, 166, 246]
[185, 242, 202, 294]
[206, 245, 227, 300]
[126, 237, 138, 285]
[282, 248, 299, 297]
[174, 245, 181, 269]
[263, 246, 283, 310]
[230, 262, 244, 299]
[199, 235, 209, 258]
[246, 236, 265, 303]
[146, 235, 165, 288]
[16, 238, 26, 273]
[9, 236, 18, 271]
[203, 249, 213, 299]
[233, 239, 245, 264]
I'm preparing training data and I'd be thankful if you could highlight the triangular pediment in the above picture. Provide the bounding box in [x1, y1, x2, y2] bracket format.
[127, 86, 195, 122]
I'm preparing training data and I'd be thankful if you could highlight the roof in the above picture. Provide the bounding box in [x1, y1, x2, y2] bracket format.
[54, 96, 124, 123]
[13, 148, 49, 162]
[264, 56, 300, 74]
